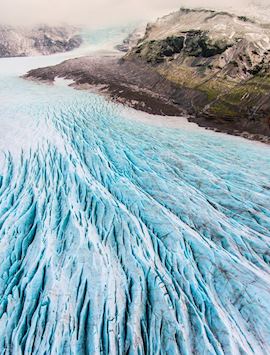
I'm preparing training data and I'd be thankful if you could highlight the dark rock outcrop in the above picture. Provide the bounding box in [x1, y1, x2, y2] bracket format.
[132, 31, 231, 64]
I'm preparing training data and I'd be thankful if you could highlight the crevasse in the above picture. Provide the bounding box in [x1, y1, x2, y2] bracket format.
[0, 31, 270, 355]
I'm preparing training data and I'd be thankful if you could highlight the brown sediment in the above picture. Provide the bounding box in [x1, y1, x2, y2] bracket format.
[24, 56, 270, 144]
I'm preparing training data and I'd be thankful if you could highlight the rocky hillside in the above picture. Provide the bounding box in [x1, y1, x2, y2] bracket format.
[124, 8, 270, 137]
[24, 8, 270, 141]
[0, 25, 82, 57]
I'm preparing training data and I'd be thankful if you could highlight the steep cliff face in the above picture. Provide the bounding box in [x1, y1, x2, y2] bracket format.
[0, 25, 82, 57]
[125, 9, 270, 136]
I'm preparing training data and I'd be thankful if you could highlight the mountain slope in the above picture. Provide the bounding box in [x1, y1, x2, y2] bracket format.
[0, 25, 82, 57]
[124, 8, 270, 136]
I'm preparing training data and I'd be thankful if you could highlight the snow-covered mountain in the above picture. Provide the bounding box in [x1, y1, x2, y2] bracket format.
[0, 25, 82, 57]
[128, 8, 270, 75]
[123, 8, 270, 136]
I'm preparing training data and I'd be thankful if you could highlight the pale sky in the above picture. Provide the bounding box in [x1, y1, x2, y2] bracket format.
[0, 0, 269, 26]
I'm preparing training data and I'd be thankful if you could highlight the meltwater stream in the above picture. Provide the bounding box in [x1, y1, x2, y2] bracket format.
[0, 29, 270, 355]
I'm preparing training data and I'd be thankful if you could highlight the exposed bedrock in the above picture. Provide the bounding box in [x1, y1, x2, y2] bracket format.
[132, 31, 231, 64]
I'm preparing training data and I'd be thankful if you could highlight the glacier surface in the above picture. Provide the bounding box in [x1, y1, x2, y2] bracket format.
[0, 29, 270, 355]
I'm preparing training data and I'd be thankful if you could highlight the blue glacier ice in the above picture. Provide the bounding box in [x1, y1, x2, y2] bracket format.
[0, 29, 270, 355]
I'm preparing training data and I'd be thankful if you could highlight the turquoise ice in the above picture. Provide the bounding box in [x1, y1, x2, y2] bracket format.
[0, 28, 270, 355]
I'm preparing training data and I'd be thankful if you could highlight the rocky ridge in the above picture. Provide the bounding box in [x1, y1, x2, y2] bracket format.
[0, 25, 82, 57]
[124, 8, 270, 137]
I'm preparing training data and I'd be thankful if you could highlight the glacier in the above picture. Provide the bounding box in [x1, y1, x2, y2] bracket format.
[0, 29, 270, 355]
